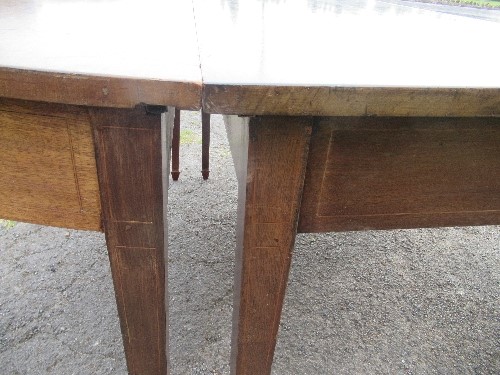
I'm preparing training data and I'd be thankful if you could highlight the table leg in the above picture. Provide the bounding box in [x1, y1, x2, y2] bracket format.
[171, 108, 181, 181]
[226, 116, 312, 375]
[90, 105, 172, 375]
[202, 111, 211, 180]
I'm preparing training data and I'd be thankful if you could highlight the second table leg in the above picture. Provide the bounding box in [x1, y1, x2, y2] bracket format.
[202, 111, 211, 180]
[226, 116, 312, 375]
[171, 108, 181, 181]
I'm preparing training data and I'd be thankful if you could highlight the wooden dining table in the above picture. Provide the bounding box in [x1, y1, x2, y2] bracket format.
[0, 0, 201, 373]
[1, 0, 500, 374]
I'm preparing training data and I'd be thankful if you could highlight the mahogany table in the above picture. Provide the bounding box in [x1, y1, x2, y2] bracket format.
[193, 0, 500, 373]
[0, 0, 201, 373]
[2, 0, 500, 374]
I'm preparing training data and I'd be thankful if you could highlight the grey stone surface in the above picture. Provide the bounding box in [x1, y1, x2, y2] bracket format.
[1, 111, 499, 374]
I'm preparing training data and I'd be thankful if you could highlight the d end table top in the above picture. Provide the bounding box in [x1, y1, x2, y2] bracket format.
[194, 0, 500, 116]
[2, 0, 499, 116]
[0, 0, 202, 109]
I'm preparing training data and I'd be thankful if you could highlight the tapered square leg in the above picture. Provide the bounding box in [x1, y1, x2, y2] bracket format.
[202, 111, 211, 180]
[91, 105, 172, 375]
[171, 108, 181, 181]
[226, 116, 312, 375]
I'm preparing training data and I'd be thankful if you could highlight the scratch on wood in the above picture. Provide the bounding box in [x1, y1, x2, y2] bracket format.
[66, 123, 84, 213]
[316, 127, 335, 217]
[316, 209, 500, 219]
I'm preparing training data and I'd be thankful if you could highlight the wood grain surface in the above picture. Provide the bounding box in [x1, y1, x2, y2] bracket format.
[0, 98, 101, 230]
[0, 68, 201, 110]
[196, 0, 500, 116]
[0, 0, 202, 109]
[203, 85, 500, 117]
[227, 116, 312, 375]
[91, 105, 172, 375]
[298, 117, 500, 232]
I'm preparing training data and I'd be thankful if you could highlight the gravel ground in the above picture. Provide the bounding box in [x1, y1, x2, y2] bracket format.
[1, 111, 499, 374]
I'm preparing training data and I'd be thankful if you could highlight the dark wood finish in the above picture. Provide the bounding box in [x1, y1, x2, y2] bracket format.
[3, 1, 499, 373]
[0, 68, 201, 110]
[227, 116, 312, 375]
[0, 98, 101, 230]
[227, 114, 500, 374]
[203, 85, 500, 117]
[199, 4, 500, 373]
[202, 111, 211, 179]
[0, 0, 202, 109]
[91, 105, 172, 375]
[170, 109, 211, 181]
[195, 0, 500, 116]
[171, 108, 181, 181]
[298, 117, 500, 232]
[1, 1, 201, 370]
